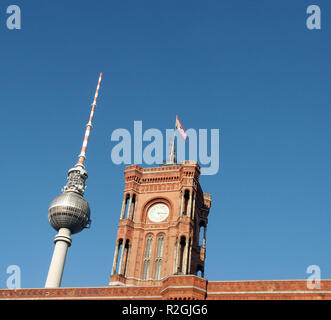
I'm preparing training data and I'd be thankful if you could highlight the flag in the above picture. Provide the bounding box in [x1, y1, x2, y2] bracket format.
[175, 115, 187, 141]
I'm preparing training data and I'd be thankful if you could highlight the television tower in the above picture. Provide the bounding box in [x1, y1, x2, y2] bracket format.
[45, 73, 103, 288]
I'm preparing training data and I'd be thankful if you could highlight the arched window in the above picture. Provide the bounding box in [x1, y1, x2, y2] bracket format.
[183, 190, 190, 215]
[154, 234, 165, 280]
[120, 194, 130, 219]
[124, 194, 130, 219]
[130, 194, 136, 221]
[114, 239, 123, 274]
[199, 224, 206, 247]
[142, 234, 153, 280]
[197, 265, 204, 278]
[178, 236, 186, 273]
[120, 239, 130, 276]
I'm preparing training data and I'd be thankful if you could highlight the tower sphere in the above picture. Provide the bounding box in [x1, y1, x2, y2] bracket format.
[48, 191, 91, 234]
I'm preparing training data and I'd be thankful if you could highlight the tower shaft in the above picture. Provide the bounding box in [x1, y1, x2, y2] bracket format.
[45, 228, 72, 288]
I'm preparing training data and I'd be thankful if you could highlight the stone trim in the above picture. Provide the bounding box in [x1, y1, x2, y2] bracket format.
[207, 291, 331, 295]
[161, 285, 207, 294]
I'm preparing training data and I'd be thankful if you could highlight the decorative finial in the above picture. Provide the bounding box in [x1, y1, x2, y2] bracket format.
[166, 134, 177, 165]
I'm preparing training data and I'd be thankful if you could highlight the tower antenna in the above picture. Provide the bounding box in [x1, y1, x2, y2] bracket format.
[77, 72, 103, 167]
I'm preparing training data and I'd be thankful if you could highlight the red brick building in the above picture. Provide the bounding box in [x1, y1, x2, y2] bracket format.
[0, 161, 330, 300]
[109, 161, 210, 286]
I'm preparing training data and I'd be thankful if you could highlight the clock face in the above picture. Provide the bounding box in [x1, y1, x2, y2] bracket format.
[148, 203, 169, 222]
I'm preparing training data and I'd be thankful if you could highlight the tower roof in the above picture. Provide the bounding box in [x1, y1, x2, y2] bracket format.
[166, 135, 177, 165]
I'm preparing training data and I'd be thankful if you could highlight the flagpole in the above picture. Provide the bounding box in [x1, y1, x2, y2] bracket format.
[171, 116, 177, 164]
[172, 116, 176, 154]
[166, 116, 177, 165]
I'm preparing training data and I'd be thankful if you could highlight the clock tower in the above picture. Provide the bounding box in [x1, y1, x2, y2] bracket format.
[109, 160, 211, 286]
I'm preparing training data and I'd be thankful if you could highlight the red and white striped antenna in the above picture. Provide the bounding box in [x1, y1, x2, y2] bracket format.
[76, 72, 103, 167]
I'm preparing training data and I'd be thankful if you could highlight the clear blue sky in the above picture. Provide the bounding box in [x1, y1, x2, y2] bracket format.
[0, 0, 330, 288]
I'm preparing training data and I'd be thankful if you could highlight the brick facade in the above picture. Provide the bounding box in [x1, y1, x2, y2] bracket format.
[1, 276, 330, 300]
[109, 161, 211, 285]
